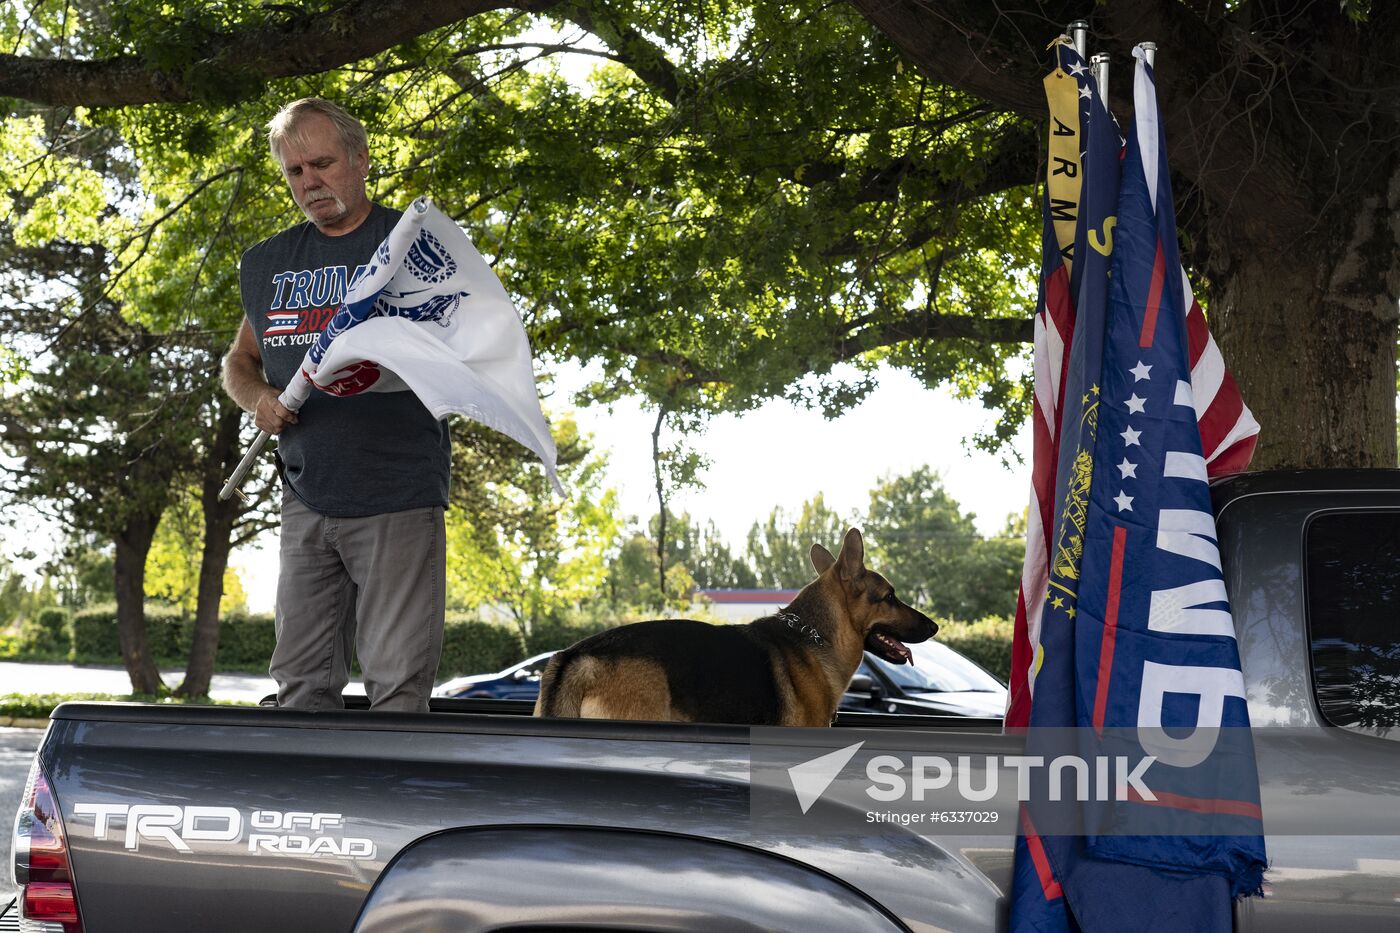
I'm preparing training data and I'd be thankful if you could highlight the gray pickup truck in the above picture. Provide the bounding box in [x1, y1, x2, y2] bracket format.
[7, 470, 1400, 933]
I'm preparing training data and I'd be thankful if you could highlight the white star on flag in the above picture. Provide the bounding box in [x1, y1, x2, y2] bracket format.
[1068, 61, 1087, 77]
[1118, 458, 1138, 479]
[1078, 86, 1093, 100]
[1121, 426, 1142, 447]
[1114, 491, 1134, 512]
[1130, 361, 1152, 381]
[1125, 394, 1146, 414]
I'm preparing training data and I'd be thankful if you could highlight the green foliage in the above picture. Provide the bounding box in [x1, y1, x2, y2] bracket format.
[144, 487, 248, 614]
[936, 616, 1013, 682]
[26, 602, 609, 680]
[0, 692, 251, 721]
[435, 614, 611, 679]
[0, 693, 127, 721]
[3, 1, 1039, 468]
[446, 417, 625, 639]
[0, 554, 58, 628]
[69, 604, 272, 668]
[42, 541, 116, 611]
[70, 604, 186, 661]
[604, 512, 748, 611]
[436, 616, 524, 678]
[19, 607, 71, 656]
[667, 513, 758, 590]
[746, 495, 852, 588]
[211, 613, 278, 668]
[864, 467, 1021, 621]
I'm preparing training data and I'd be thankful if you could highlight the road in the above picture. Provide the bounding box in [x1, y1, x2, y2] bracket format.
[0, 660, 277, 704]
[0, 660, 366, 704]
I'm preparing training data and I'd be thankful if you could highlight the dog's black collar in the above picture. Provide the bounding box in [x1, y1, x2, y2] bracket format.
[776, 611, 826, 647]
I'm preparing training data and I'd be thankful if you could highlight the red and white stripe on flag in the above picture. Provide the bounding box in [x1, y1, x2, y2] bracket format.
[1004, 239, 1260, 729]
[1006, 260, 1074, 728]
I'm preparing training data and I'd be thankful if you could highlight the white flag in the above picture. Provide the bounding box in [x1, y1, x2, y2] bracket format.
[277, 198, 562, 495]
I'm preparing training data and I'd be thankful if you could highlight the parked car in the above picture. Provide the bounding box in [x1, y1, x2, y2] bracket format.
[435, 641, 1005, 719]
[841, 638, 1007, 718]
[9, 472, 1400, 932]
[432, 651, 557, 699]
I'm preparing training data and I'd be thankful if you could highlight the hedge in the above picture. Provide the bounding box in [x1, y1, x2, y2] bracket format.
[14, 606, 1014, 684]
[937, 616, 1014, 683]
[52, 605, 614, 679]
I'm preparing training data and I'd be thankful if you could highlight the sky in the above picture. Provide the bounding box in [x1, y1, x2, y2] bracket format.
[231, 361, 1031, 612]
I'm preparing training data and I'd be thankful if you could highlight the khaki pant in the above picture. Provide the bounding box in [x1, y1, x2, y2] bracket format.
[271, 493, 445, 712]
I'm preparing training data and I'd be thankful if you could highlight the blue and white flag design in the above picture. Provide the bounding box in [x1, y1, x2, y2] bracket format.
[1010, 46, 1266, 933]
[276, 198, 562, 495]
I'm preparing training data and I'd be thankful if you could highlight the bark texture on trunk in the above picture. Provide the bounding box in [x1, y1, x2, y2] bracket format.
[177, 403, 244, 699]
[844, 1, 1400, 467]
[113, 513, 165, 695]
[1209, 169, 1400, 469]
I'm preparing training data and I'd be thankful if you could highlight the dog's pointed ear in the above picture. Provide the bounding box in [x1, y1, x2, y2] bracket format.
[810, 543, 836, 575]
[837, 528, 864, 582]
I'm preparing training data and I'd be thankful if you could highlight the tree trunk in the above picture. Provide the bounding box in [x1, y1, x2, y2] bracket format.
[1209, 175, 1400, 469]
[113, 512, 165, 695]
[177, 402, 244, 699]
[651, 406, 668, 602]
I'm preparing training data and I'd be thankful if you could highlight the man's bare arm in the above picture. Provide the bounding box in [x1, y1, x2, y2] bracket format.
[223, 319, 298, 435]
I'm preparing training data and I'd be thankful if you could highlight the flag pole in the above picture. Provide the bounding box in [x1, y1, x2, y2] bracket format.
[219, 430, 270, 502]
[1140, 41, 1157, 68]
[1069, 20, 1088, 58]
[1092, 53, 1111, 105]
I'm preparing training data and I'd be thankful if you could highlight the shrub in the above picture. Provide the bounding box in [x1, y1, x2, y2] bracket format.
[937, 615, 1014, 683]
[19, 607, 71, 656]
[215, 613, 277, 669]
[430, 618, 618, 679]
[70, 604, 185, 662]
[526, 619, 610, 655]
[438, 618, 524, 678]
[70, 605, 121, 660]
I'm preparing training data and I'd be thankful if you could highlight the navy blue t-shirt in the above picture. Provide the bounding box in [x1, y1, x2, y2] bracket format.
[239, 204, 451, 517]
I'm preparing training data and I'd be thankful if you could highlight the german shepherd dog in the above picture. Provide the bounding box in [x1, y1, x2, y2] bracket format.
[534, 529, 937, 726]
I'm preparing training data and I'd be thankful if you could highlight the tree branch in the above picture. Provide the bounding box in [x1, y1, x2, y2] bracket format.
[556, 1, 685, 104]
[847, 0, 1317, 242]
[0, 0, 563, 106]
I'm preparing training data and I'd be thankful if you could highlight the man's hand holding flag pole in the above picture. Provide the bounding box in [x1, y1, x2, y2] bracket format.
[220, 197, 562, 501]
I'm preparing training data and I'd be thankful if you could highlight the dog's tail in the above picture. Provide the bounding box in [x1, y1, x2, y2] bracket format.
[534, 649, 585, 718]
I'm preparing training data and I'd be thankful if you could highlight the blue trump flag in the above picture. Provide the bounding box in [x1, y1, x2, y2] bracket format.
[1011, 46, 1267, 933]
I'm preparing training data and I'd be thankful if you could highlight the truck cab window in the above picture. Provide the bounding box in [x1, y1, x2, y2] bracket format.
[1305, 511, 1400, 741]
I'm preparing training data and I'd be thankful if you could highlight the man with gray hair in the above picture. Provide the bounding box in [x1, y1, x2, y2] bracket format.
[223, 98, 449, 713]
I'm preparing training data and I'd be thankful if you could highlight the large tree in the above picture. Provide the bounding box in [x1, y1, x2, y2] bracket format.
[2, 0, 1393, 503]
[846, 0, 1400, 468]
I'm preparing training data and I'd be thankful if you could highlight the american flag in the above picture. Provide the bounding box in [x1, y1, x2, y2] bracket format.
[1006, 45, 1259, 729]
[1008, 45, 1266, 933]
[264, 312, 300, 336]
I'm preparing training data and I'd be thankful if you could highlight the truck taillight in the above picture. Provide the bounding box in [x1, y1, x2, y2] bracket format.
[11, 755, 83, 932]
